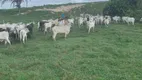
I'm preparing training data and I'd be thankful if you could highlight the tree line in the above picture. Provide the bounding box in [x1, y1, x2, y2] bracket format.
[103, 0, 142, 21]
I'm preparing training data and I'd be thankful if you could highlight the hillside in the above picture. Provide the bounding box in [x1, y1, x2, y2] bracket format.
[0, 1, 142, 80]
[0, 1, 107, 23]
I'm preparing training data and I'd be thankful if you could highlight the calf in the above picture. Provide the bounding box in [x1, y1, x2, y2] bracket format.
[19, 28, 30, 44]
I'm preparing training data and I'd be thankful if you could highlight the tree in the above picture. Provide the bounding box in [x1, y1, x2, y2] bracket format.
[103, 0, 141, 16]
[0, 0, 30, 14]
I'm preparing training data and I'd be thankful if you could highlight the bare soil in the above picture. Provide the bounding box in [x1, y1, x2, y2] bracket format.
[35, 4, 85, 12]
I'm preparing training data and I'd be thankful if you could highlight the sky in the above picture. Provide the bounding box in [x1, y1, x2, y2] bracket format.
[0, 0, 108, 9]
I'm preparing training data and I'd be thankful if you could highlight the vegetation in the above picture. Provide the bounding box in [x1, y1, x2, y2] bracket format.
[0, 1, 142, 80]
[103, 0, 142, 21]
[0, 0, 30, 14]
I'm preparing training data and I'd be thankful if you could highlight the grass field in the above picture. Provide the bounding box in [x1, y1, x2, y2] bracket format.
[0, 1, 142, 80]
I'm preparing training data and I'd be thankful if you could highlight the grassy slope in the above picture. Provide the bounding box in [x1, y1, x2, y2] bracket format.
[0, 1, 142, 80]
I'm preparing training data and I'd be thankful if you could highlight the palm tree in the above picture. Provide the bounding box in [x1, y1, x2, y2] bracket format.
[0, 0, 30, 14]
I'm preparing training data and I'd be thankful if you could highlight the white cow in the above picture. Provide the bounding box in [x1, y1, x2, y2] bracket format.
[15, 24, 26, 39]
[126, 17, 135, 26]
[104, 18, 110, 27]
[122, 16, 129, 23]
[93, 16, 99, 25]
[140, 18, 142, 22]
[0, 24, 7, 30]
[0, 31, 11, 45]
[87, 20, 95, 33]
[19, 28, 29, 44]
[105, 15, 111, 22]
[99, 16, 104, 25]
[52, 23, 72, 41]
[44, 22, 53, 34]
[78, 17, 84, 28]
[112, 16, 121, 23]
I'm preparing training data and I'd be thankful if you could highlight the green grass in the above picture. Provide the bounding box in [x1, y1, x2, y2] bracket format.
[0, 1, 142, 80]
[0, 23, 142, 80]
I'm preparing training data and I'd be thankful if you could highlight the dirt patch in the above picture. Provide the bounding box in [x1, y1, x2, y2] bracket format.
[35, 4, 85, 12]
[17, 4, 85, 15]
[16, 10, 32, 15]
[20, 10, 32, 15]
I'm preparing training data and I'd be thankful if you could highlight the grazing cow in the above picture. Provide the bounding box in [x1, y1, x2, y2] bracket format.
[52, 22, 72, 41]
[0, 31, 11, 45]
[126, 17, 135, 26]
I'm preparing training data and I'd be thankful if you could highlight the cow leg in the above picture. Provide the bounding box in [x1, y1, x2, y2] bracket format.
[20, 33, 22, 42]
[6, 38, 11, 45]
[23, 36, 25, 44]
[64, 33, 67, 40]
[93, 27, 94, 32]
[25, 35, 28, 42]
[88, 27, 91, 34]
[127, 22, 129, 25]
[44, 30, 47, 34]
[49, 27, 52, 32]
[4, 40, 7, 45]
[52, 33, 57, 41]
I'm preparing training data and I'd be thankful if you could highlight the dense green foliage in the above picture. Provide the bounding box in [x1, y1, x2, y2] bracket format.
[103, 0, 142, 21]
[0, 1, 142, 80]
[0, 0, 30, 13]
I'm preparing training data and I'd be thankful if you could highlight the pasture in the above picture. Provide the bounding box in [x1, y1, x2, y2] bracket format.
[0, 2, 142, 80]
